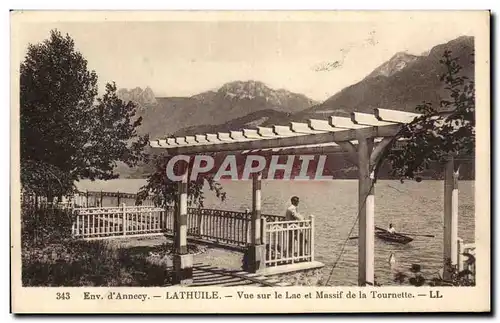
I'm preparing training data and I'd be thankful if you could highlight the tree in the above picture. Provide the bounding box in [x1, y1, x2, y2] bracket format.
[20, 29, 148, 197]
[377, 49, 475, 180]
[137, 153, 226, 208]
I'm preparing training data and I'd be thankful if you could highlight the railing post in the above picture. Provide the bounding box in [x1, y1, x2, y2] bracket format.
[244, 172, 266, 273]
[196, 207, 203, 236]
[260, 218, 266, 245]
[310, 215, 315, 261]
[444, 156, 459, 280]
[457, 237, 464, 272]
[122, 203, 127, 236]
[173, 161, 193, 285]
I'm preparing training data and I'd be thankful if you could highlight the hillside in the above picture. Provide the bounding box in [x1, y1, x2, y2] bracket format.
[290, 36, 474, 121]
[173, 109, 291, 137]
[119, 80, 318, 139]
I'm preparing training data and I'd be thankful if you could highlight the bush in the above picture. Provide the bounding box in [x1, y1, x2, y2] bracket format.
[394, 259, 476, 287]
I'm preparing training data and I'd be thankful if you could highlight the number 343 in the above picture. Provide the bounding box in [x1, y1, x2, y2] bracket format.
[56, 292, 71, 300]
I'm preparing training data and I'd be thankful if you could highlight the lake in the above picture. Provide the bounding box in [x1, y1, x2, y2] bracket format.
[76, 179, 475, 286]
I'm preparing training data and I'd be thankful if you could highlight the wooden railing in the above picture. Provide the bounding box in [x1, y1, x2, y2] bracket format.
[72, 204, 168, 239]
[188, 208, 251, 246]
[71, 205, 314, 265]
[72, 205, 262, 247]
[262, 216, 315, 266]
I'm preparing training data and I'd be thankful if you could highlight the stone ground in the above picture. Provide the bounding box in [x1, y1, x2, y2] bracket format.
[105, 235, 325, 286]
[105, 235, 244, 270]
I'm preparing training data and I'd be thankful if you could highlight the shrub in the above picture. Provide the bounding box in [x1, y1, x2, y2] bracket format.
[394, 258, 476, 287]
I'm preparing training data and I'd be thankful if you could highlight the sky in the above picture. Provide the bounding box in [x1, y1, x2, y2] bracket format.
[14, 13, 478, 102]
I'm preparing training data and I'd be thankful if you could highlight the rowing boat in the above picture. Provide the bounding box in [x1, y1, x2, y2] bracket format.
[375, 230, 413, 244]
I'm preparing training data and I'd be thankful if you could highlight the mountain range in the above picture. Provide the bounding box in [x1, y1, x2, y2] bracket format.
[115, 35, 474, 178]
[119, 80, 318, 140]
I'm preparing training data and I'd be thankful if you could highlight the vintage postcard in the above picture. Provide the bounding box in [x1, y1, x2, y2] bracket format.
[10, 10, 490, 314]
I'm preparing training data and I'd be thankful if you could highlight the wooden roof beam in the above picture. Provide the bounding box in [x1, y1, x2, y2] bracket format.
[206, 134, 222, 144]
[308, 119, 343, 132]
[374, 108, 422, 123]
[185, 136, 197, 145]
[351, 112, 395, 126]
[150, 140, 161, 148]
[217, 133, 233, 141]
[175, 137, 188, 145]
[329, 116, 367, 129]
[195, 135, 209, 144]
[257, 127, 278, 137]
[273, 125, 297, 136]
[243, 129, 262, 139]
[159, 124, 401, 155]
[242, 144, 344, 156]
[290, 122, 327, 134]
[230, 131, 250, 141]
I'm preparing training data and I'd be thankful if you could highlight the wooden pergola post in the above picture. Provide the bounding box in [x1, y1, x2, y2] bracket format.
[172, 161, 193, 285]
[244, 172, 266, 273]
[443, 156, 459, 279]
[357, 137, 375, 286]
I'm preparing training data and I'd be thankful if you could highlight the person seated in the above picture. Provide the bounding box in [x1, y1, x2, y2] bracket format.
[388, 223, 396, 234]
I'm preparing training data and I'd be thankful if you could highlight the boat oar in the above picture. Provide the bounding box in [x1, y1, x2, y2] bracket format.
[349, 233, 434, 239]
[396, 232, 435, 238]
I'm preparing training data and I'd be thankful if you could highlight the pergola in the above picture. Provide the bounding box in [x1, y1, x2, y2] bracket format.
[150, 108, 458, 286]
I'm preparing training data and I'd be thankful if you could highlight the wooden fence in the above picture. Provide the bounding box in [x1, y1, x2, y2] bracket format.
[262, 216, 315, 266]
[72, 205, 168, 239]
[71, 205, 285, 249]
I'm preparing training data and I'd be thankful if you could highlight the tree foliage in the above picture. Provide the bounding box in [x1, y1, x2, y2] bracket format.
[20, 29, 148, 197]
[137, 153, 226, 207]
[379, 50, 475, 180]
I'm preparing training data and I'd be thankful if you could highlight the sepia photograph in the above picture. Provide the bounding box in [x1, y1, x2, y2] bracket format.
[10, 10, 490, 313]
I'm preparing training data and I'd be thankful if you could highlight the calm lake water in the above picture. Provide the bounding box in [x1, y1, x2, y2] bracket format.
[77, 179, 475, 286]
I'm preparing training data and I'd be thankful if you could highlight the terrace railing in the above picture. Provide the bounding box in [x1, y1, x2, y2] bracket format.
[188, 208, 252, 247]
[262, 216, 315, 266]
[72, 204, 168, 239]
[72, 204, 276, 248]
[71, 204, 316, 266]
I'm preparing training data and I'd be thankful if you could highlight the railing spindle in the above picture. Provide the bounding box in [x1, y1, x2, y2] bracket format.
[122, 203, 127, 236]
[310, 216, 315, 261]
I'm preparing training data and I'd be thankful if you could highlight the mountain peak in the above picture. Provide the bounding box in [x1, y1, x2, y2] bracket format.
[214, 80, 319, 107]
[366, 51, 421, 79]
[117, 86, 157, 106]
[219, 80, 270, 97]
